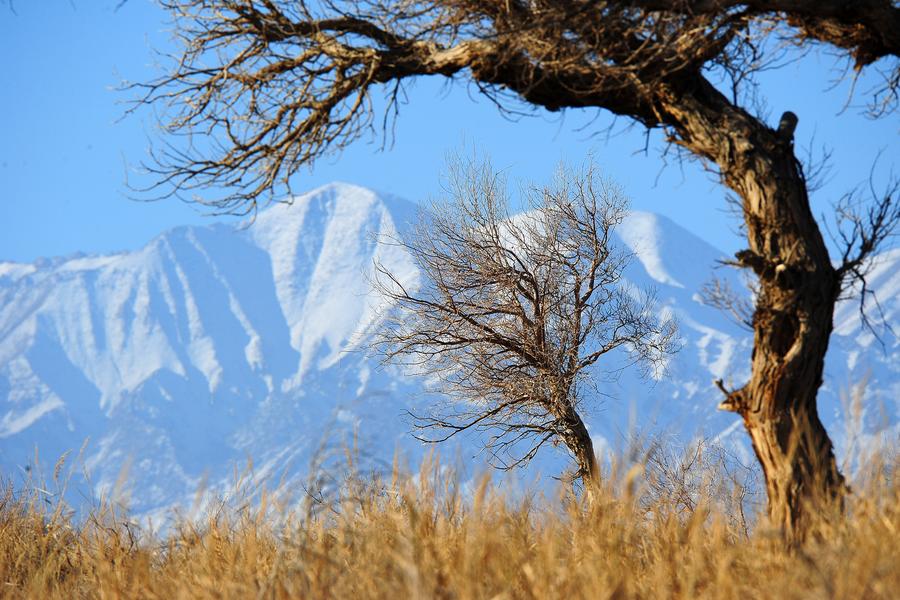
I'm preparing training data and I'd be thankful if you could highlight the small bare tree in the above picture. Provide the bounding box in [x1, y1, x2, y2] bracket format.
[373, 160, 677, 493]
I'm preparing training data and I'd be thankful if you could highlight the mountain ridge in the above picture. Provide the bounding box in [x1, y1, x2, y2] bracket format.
[1, 182, 897, 515]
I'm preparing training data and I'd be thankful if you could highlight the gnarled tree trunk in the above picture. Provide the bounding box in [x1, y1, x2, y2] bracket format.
[730, 146, 846, 544]
[665, 78, 847, 543]
[563, 408, 601, 496]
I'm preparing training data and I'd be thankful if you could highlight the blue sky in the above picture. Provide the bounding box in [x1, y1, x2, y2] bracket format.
[1, 0, 897, 263]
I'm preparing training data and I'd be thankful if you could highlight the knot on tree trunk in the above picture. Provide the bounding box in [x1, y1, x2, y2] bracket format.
[734, 249, 800, 287]
[777, 111, 798, 144]
[734, 248, 775, 278]
[715, 379, 747, 413]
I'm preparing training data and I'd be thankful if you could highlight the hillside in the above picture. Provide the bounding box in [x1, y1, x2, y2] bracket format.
[1, 183, 897, 515]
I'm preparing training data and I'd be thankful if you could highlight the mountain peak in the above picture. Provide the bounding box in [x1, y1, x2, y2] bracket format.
[616, 210, 731, 292]
[256, 181, 416, 219]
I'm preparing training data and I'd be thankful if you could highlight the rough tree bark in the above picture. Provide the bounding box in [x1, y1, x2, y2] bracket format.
[658, 76, 846, 541]
[564, 408, 601, 493]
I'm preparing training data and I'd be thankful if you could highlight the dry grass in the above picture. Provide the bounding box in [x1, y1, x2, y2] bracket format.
[1, 449, 898, 600]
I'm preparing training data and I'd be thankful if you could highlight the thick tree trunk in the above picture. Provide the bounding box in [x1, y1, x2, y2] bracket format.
[728, 153, 847, 544]
[561, 407, 601, 496]
[663, 78, 847, 544]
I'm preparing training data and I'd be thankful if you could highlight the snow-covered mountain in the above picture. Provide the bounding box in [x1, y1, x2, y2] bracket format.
[1, 183, 897, 515]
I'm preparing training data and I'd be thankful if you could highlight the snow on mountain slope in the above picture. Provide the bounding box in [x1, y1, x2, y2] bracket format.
[825, 247, 900, 439]
[0, 183, 896, 515]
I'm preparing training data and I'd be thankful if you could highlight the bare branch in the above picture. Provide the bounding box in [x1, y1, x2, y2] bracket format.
[829, 163, 900, 342]
[700, 275, 756, 331]
[834, 168, 900, 289]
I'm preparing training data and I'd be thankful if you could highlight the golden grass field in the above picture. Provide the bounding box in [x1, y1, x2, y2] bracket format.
[1, 447, 897, 600]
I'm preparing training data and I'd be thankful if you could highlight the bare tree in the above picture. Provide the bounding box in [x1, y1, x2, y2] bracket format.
[373, 160, 676, 493]
[131, 0, 900, 543]
[641, 436, 762, 539]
